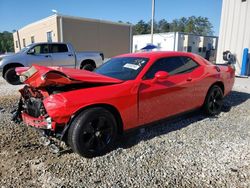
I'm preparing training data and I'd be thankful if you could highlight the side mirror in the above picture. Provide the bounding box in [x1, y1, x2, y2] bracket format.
[151, 71, 169, 83]
[27, 48, 35, 55]
[155, 71, 169, 80]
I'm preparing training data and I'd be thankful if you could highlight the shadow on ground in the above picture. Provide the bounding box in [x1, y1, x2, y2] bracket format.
[116, 90, 250, 150]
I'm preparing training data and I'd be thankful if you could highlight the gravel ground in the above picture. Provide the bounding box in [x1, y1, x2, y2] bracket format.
[0, 76, 250, 187]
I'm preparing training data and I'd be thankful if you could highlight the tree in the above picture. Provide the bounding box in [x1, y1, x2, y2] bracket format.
[158, 19, 170, 33]
[132, 20, 150, 35]
[193, 16, 214, 36]
[131, 16, 214, 36]
[0, 31, 14, 53]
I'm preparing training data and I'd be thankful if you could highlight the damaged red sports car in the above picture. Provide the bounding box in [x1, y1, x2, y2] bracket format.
[13, 52, 235, 157]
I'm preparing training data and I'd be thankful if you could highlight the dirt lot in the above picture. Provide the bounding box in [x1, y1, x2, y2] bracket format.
[0, 76, 250, 187]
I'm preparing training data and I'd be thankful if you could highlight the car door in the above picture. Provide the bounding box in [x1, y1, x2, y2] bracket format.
[50, 44, 75, 67]
[138, 56, 199, 125]
[26, 44, 53, 66]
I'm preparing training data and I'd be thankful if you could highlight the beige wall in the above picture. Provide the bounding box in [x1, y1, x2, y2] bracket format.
[13, 15, 131, 58]
[62, 17, 131, 57]
[13, 15, 59, 52]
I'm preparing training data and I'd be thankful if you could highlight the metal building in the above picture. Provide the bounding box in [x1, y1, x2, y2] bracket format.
[133, 32, 218, 61]
[13, 14, 132, 58]
[217, 0, 250, 75]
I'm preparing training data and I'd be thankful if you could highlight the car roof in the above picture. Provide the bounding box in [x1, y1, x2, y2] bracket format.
[29, 42, 68, 46]
[115, 51, 196, 58]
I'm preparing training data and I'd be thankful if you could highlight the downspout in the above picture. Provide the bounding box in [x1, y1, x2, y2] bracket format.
[16, 30, 21, 51]
[59, 15, 64, 42]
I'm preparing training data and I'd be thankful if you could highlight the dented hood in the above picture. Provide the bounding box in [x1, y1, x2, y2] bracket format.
[16, 65, 123, 88]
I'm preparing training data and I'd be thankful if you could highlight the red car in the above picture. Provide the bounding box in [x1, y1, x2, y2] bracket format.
[13, 52, 235, 157]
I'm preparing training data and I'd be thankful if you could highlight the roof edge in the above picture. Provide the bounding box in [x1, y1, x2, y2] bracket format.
[58, 14, 132, 27]
[15, 14, 132, 32]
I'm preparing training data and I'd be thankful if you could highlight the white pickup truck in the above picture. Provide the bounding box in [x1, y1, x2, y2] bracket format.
[0, 42, 104, 84]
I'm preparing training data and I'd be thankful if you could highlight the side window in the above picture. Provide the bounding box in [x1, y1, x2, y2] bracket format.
[51, 44, 68, 53]
[144, 56, 199, 79]
[171, 57, 199, 75]
[144, 57, 183, 79]
[32, 44, 50, 54]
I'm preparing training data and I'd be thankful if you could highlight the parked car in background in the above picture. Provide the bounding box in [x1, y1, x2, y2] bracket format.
[0, 42, 104, 84]
[13, 51, 235, 157]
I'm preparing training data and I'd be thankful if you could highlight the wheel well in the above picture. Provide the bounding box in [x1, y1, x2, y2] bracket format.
[62, 104, 123, 139]
[3, 63, 23, 77]
[80, 59, 96, 69]
[210, 81, 225, 94]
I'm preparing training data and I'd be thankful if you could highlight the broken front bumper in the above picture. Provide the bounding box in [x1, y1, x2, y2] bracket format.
[11, 97, 56, 130]
[21, 113, 56, 130]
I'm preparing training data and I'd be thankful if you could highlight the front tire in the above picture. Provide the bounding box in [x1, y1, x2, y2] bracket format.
[203, 85, 223, 116]
[68, 107, 118, 157]
[4, 67, 21, 85]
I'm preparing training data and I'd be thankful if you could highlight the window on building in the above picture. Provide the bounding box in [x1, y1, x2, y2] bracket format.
[242, 0, 246, 2]
[51, 44, 68, 53]
[23, 38, 26, 47]
[47, 31, 52, 42]
[144, 56, 199, 79]
[15, 41, 18, 48]
[187, 46, 192, 52]
[198, 47, 202, 52]
[134, 44, 138, 51]
[31, 36, 35, 43]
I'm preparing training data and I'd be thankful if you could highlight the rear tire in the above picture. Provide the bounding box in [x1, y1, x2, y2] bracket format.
[81, 63, 95, 71]
[203, 85, 223, 116]
[4, 67, 21, 85]
[68, 107, 118, 157]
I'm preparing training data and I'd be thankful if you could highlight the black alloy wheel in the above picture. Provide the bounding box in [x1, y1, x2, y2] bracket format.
[204, 85, 223, 116]
[68, 107, 117, 157]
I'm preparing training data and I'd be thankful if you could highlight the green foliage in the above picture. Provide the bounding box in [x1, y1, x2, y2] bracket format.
[132, 16, 214, 36]
[133, 20, 151, 35]
[0, 31, 14, 53]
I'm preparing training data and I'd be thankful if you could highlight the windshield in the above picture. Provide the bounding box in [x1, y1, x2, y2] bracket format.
[94, 57, 149, 80]
[18, 44, 33, 53]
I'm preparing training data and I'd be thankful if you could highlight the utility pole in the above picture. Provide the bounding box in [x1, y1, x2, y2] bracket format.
[151, 0, 155, 44]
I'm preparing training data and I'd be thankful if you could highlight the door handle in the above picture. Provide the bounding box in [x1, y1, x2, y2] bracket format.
[186, 78, 192, 82]
[45, 55, 51, 58]
[68, 54, 73, 57]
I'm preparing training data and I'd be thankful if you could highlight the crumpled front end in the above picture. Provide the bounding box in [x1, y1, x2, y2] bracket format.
[13, 85, 59, 131]
[13, 64, 122, 137]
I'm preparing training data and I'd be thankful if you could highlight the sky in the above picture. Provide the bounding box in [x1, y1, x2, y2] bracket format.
[0, 0, 222, 35]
